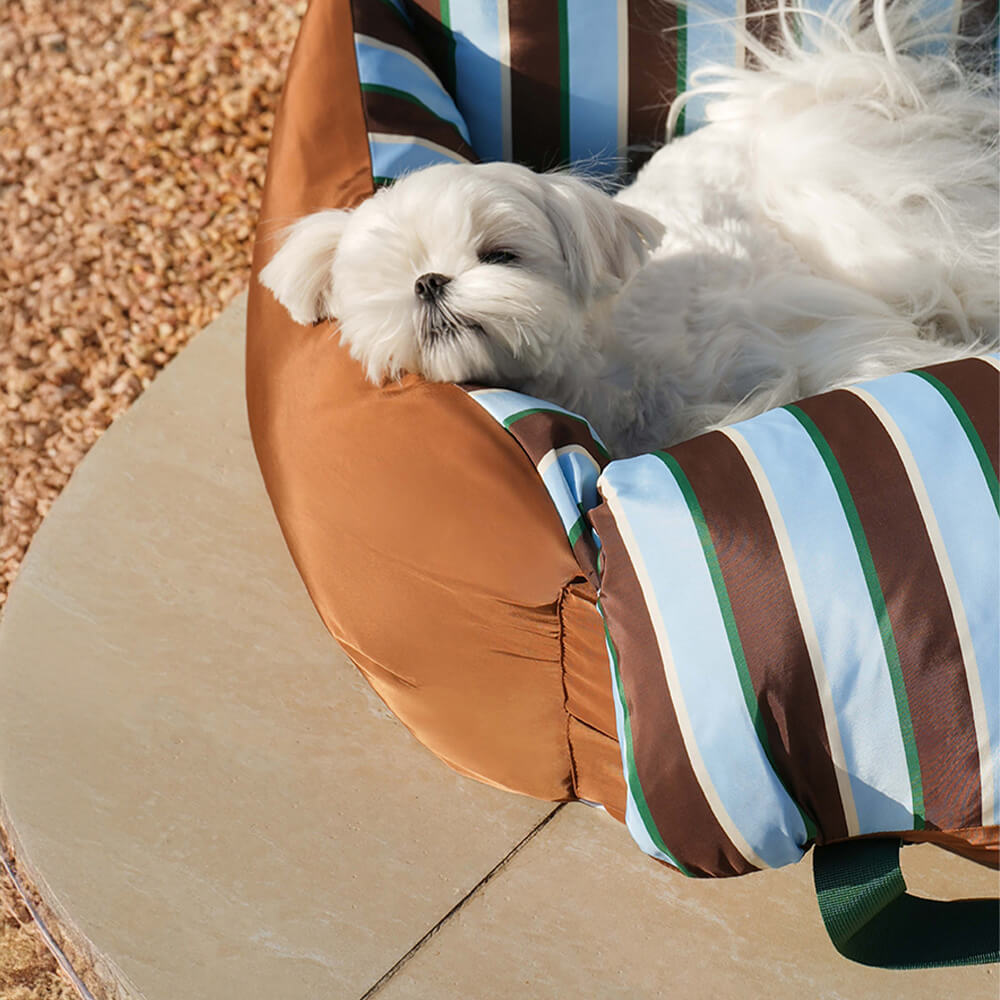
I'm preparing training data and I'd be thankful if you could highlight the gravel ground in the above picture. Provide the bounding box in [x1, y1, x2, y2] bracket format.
[1, 0, 305, 993]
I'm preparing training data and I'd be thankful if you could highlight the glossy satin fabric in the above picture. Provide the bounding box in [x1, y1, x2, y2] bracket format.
[246, 0, 995, 867]
[245, 0, 626, 814]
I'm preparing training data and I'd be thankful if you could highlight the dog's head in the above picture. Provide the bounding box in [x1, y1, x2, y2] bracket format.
[258, 162, 663, 385]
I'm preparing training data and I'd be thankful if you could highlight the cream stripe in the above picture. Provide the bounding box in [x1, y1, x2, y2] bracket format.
[617, 0, 629, 159]
[497, 0, 512, 162]
[601, 476, 769, 870]
[735, 0, 747, 67]
[536, 444, 601, 479]
[951, 0, 964, 39]
[847, 385, 996, 827]
[367, 133, 470, 163]
[720, 426, 861, 836]
[976, 354, 1000, 373]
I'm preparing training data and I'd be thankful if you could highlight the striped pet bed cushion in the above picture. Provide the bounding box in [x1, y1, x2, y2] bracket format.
[591, 356, 999, 878]
[350, 0, 996, 184]
[467, 356, 999, 879]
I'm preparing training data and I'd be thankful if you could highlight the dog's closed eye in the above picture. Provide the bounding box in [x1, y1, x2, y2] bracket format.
[478, 249, 520, 266]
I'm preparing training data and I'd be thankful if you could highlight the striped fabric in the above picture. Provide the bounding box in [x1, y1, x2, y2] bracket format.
[350, 0, 478, 184]
[466, 387, 610, 581]
[467, 356, 999, 878]
[349, 0, 995, 184]
[591, 357, 999, 877]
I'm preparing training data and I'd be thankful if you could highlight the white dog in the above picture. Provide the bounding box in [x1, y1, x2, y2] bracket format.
[260, 1, 999, 456]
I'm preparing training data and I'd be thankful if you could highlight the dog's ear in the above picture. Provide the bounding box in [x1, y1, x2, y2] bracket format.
[539, 175, 664, 302]
[258, 210, 350, 325]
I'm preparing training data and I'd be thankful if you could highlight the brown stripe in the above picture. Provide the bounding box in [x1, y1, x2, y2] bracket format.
[498, 407, 608, 584]
[352, 0, 427, 64]
[744, 0, 785, 69]
[589, 499, 758, 877]
[627, 0, 676, 175]
[502, 409, 609, 471]
[362, 89, 477, 163]
[921, 356, 999, 480]
[669, 432, 850, 842]
[508, 0, 564, 170]
[796, 391, 983, 830]
[959, 0, 999, 69]
[406, 0, 458, 96]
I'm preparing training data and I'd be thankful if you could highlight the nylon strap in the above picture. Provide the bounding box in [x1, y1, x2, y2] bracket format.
[813, 839, 1000, 968]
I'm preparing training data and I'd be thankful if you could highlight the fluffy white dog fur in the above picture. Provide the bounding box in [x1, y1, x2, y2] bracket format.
[260, 0, 998, 456]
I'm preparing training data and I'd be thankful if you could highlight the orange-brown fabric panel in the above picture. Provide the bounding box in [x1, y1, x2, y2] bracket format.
[561, 581, 627, 818]
[568, 717, 628, 823]
[246, 0, 587, 802]
[561, 582, 620, 742]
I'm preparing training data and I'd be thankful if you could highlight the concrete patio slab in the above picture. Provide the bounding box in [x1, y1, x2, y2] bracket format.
[1, 292, 996, 999]
[374, 803, 999, 999]
[0, 293, 552, 1000]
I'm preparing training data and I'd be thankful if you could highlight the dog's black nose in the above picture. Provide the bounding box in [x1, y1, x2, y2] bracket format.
[415, 272, 451, 302]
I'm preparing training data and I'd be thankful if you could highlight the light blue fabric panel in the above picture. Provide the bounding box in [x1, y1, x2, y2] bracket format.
[447, 0, 506, 162]
[566, 1, 623, 174]
[679, 0, 743, 133]
[599, 453, 808, 868]
[733, 408, 917, 834]
[538, 449, 602, 540]
[369, 137, 469, 179]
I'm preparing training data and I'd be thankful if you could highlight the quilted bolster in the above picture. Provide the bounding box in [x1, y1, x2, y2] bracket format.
[590, 357, 1000, 878]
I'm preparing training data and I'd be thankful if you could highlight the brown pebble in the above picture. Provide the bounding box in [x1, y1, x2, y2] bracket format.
[1, 0, 308, 620]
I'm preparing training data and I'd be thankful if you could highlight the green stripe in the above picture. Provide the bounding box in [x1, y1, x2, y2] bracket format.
[785, 405, 926, 828]
[912, 369, 999, 515]
[557, 0, 571, 166]
[567, 516, 586, 550]
[655, 451, 817, 841]
[597, 601, 692, 876]
[674, 4, 687, 136]
[502, 407, 611, 461]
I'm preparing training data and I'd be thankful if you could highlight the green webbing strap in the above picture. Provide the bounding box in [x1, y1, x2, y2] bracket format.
[813, 839, 1000, 969]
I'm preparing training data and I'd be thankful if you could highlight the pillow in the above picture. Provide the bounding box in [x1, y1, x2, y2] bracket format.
[588, 357, 1000, 876]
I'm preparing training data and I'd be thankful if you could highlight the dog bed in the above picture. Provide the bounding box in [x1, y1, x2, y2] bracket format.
[246, 0, 999, 967]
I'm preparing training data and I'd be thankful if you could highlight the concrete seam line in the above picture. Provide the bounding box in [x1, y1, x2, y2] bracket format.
[361, 803, 568, 998]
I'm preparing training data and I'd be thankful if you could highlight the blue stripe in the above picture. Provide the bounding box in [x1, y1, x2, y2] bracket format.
[860, 370, 1000, 811]
[447, 1, 505, 162]
[795, 0, 960, 55]
[538, 450, 602, 538]
[795, 0, 843, 52]
[905, 0, 963, 57]
[734, 408, 916, 833]
[603, 454, 807, 868]
[355, 40, 471, 143]
[680, 0, 742, 133]
[566, 2, 621, 175]
[368, 138, 467, 180]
